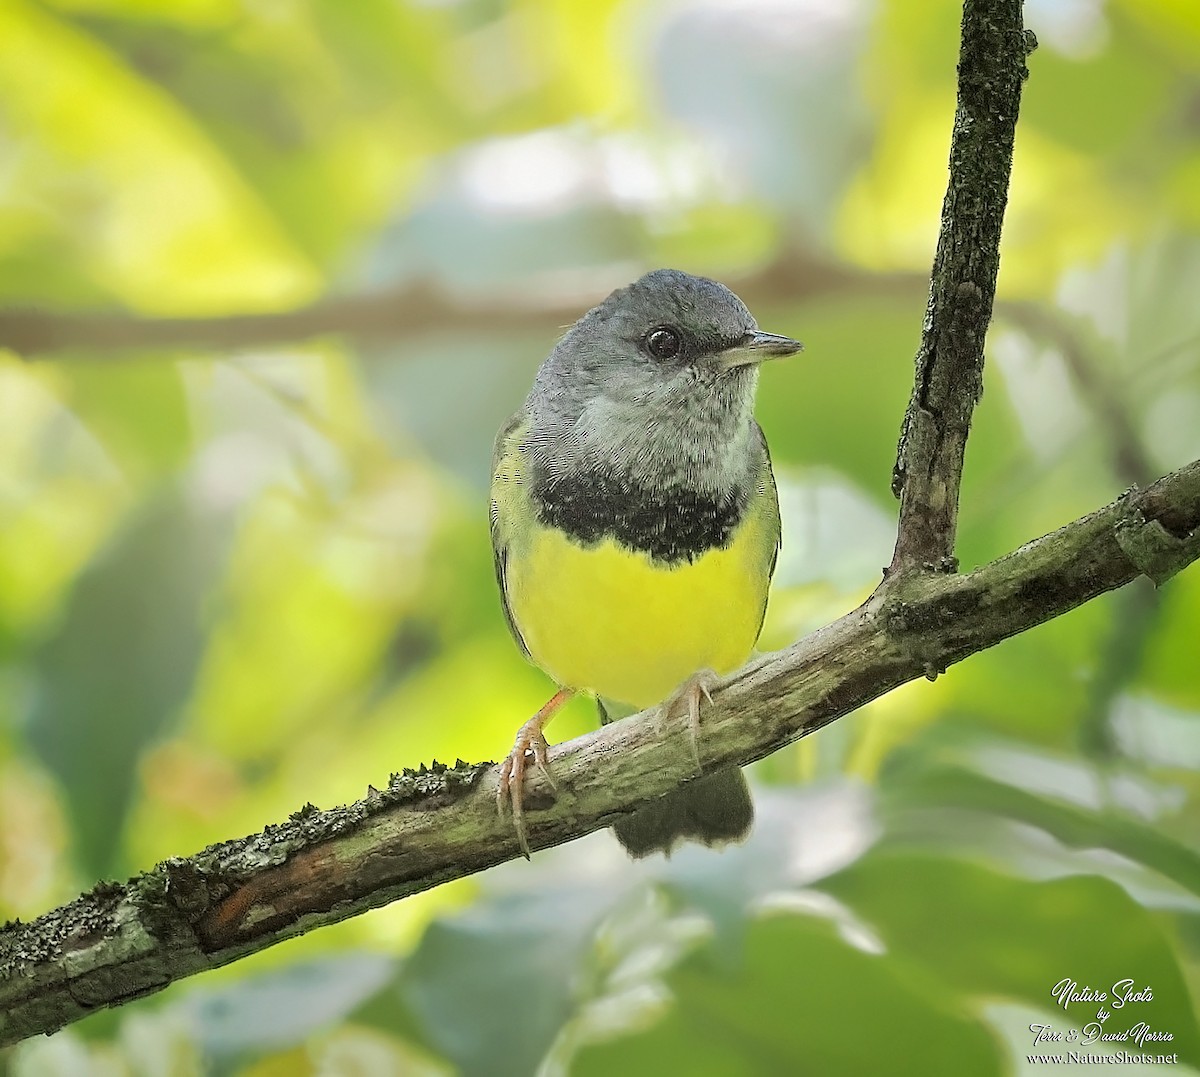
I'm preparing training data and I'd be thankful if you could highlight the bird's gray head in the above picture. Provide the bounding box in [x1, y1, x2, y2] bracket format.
[525, 269, 802, 493]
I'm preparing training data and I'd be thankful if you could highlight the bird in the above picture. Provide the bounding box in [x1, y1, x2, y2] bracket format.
[489, 268, 802, 858]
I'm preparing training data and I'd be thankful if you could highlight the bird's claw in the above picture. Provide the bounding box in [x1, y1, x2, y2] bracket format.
[497, 717, 556, 859]
[666, 668, 721, 771]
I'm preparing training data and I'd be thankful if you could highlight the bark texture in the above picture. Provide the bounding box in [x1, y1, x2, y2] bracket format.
[890, 2, 1036, 572]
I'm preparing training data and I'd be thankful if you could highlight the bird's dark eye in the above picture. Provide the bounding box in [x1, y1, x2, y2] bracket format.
[644, 326, 682, 360]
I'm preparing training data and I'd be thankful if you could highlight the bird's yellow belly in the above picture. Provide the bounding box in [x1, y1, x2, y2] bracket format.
[506, 525, 770, 709]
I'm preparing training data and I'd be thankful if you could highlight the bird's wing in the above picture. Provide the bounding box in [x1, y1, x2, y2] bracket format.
[490, 410, 533, 659]
[752, 420, 783, 640]
[756, 421, 782, 572]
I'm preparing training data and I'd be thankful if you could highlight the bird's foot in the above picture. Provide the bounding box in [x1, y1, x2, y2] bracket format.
[497, 689, 572, 858]
[664, 668, 721, 771]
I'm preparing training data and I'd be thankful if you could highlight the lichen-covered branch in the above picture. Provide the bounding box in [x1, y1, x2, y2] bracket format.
[3, 457, 1199, 1047]
[890, 0, 1036, 572]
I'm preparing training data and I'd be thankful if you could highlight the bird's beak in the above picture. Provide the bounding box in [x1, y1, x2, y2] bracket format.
[717, 330, 805, 371]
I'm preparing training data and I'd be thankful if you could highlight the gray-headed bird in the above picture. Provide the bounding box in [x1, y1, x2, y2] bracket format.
[489, 269, 802, 857]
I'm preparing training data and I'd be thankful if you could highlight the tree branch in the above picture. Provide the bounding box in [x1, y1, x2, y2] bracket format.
[890, 0, 1035, 573]
[2, 458, 1198, 1047]
[0, 254, 915, 359]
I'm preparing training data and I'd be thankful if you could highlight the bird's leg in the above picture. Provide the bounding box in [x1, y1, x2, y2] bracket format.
[664, 668, 722, 770]
[497, 688, 574, 858]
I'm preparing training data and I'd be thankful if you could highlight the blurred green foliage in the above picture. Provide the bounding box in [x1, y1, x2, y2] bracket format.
[1, 0, 1199, 1073]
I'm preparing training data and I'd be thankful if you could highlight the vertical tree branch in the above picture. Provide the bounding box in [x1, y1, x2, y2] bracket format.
[890, 0, 1036, 573]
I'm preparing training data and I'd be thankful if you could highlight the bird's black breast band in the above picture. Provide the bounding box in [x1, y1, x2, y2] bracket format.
[530, 467, 748, 564]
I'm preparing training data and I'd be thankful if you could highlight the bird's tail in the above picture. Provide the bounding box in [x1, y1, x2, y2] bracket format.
[598, 698, 754, 858]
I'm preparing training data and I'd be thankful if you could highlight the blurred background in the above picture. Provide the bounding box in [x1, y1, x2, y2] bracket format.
[1, 0, 1198, 1072]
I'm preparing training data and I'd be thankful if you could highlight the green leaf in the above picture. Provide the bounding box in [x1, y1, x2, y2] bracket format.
[1139, 536, 1200, 713]
[26, 487, 232, 876]
[881, 750, 1200, 899]
[395, 886, 622, 1077]
[184, 954, 398, 1057]
[57, 360, 192, 478]
[823, 852, 1200, 1065]
[573, 911, 1005, 1076]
